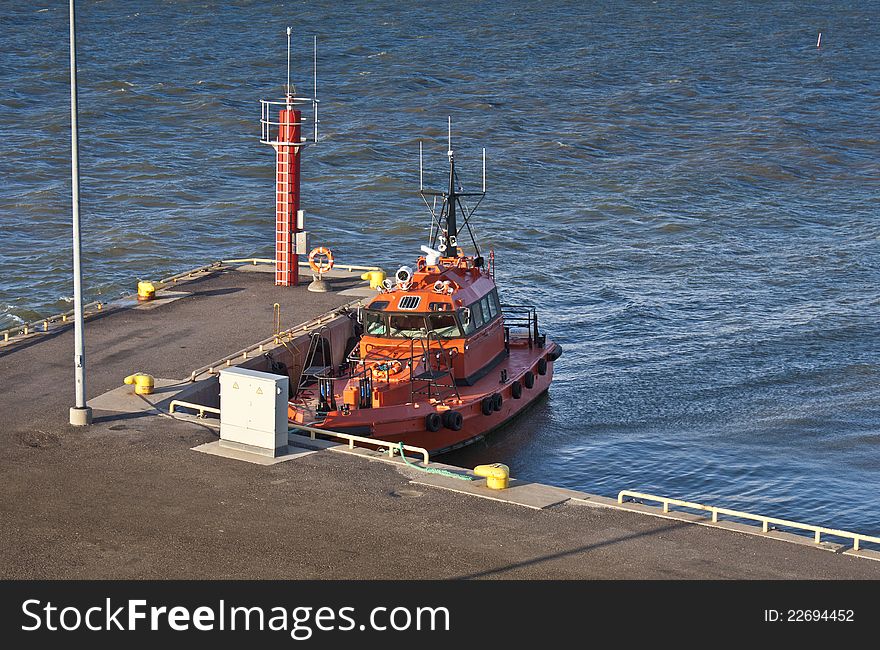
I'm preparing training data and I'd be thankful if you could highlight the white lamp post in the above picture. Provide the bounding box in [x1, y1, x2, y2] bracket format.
[68, 0, 91, 426]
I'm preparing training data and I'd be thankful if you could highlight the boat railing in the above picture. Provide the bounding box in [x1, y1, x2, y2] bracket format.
[500, 304, 541, 349]
[331, 334, 460, 406]
[409, 331, 460, 404]
[345, 344, 407, 387]
[335, 351, 375, 409]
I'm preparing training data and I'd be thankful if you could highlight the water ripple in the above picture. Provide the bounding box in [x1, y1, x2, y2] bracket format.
[1, 1, 879, 534]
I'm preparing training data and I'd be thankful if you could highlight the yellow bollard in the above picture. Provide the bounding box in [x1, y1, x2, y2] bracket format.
[137, 281, 156, 301]
[360, 270, 387, 289]
[474, 463, 510, 490]
[124, 373, 155, 395]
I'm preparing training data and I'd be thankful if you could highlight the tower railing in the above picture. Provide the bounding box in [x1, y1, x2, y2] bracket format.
[260, 97, 319, 146]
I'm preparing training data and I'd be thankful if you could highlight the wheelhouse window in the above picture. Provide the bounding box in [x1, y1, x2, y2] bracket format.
[458, 290, 502, 337]
[388, 314, 427, 338]
[364, 310, 388, 335]
[479, 295, 492, 323]
[486, 290, 499, 319]
[471, 301, 485, 329]
[428, 313, 462, 338]
[364, 310, 464, 339]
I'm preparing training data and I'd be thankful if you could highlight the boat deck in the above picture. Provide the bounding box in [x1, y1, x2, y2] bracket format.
[1, 261, 878, 579]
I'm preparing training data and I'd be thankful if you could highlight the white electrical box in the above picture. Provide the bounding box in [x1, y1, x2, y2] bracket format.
[219, 367, 289, 456]
[295, 230, 308, 255]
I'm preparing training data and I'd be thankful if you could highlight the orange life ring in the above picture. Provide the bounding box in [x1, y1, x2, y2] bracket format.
[308, 246, 334, 274]
[379, 360, 404, 378]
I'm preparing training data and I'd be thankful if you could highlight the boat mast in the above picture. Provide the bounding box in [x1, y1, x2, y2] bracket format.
[445, 117, 459, 257]
[419, 118, 487, 260]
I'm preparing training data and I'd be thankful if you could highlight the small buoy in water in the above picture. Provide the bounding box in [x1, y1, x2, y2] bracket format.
[817, 32, 822, 48]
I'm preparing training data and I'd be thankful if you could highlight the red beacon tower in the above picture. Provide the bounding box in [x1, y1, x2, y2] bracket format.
[260, 30, 320, 287]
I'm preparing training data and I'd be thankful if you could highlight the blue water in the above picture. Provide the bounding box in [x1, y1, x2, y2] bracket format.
[1, 2, 878, 535]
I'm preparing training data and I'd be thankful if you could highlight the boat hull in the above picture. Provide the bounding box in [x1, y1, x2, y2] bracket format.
[290, 340, 560, 455]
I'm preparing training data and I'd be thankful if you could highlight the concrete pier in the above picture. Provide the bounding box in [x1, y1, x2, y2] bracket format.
[1, 262, 878, 579]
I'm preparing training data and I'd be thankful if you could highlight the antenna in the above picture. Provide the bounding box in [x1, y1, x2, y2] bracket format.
[286, 26, 292, 98]
[447, 116, 453, 158]
[313, 35, 319, 143]
[418, 122, 488, 259]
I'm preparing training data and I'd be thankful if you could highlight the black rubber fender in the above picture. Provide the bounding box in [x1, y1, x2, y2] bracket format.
[548, 344, 563, 362]
[443, 410, 463, 431]
[511, 380, 522, 399]
[537, 357, 548, 376]
[524, 370, 535, 389]
[425, 412, 442, 432]
[492, 392, 503, 412]
[481, 397, 494, 416]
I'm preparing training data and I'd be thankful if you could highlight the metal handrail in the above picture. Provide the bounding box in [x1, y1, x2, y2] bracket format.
[159, 261, 224, 286]
[500, 303, 539, 348]
[340, 333, 458, 405]
[348, 343, 410, 383]
[294, 324, 335, 402]
[167, 398, 429, 464]
[260, 97, 319, 146]
[219, 257, 274, 265]
[327, 262, 383, 273]
[410, 331, 460, 404]
[188, 304, 359, 382]
[1, 259, 228, 343]
[289, 422, 430, 465]
[1, 257, 377, 346]
[221, 258, 382, 273]
[1, 300, 105, 343]
[169, 400, 221, 418]
[618, 490, 880, 552]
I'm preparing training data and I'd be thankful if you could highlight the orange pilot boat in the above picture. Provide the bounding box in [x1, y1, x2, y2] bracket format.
[288, 126, 562, 454]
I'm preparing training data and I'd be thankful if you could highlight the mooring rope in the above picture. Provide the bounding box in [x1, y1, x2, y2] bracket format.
[397, 442, 474, 481]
